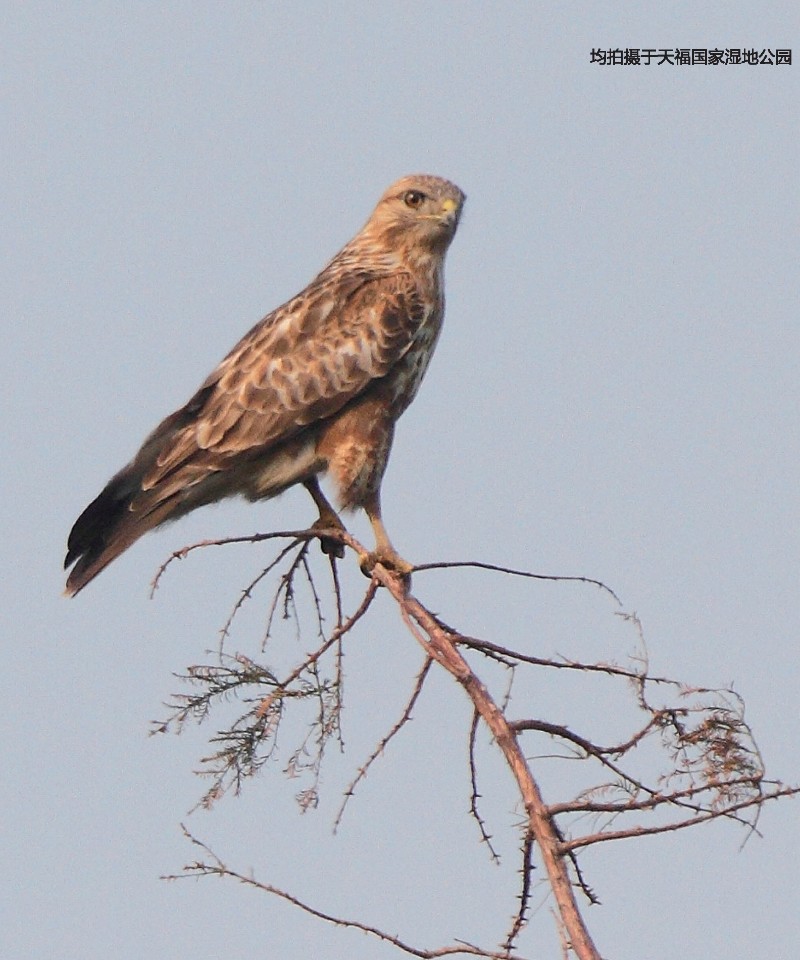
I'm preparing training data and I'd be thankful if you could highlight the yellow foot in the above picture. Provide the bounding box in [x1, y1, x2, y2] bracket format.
[359, 547, 414, 580]
[310, 515, 346, 559]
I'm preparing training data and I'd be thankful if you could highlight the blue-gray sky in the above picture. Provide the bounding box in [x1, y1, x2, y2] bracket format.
[4, 3, 799, 958]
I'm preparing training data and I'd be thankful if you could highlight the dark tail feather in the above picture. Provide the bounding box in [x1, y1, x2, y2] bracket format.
[64, 384, 223, 596]
[64, 467, 158, 596]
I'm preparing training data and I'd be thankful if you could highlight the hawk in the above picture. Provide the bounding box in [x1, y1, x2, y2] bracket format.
[64, 174, 465, 596]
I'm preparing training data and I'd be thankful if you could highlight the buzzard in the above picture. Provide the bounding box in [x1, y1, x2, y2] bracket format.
[65, 174, 465, 596]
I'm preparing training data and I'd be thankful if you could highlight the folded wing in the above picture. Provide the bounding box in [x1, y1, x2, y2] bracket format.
[64, 269, 425, 594]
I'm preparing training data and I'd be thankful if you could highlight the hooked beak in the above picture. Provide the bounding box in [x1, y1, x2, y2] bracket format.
[434, 196, 462, 227]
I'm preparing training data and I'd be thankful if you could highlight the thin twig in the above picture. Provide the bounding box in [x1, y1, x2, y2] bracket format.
[503, 831, 534, 952]
[257, 580, 379, 719]
[460, 635, 677, 686]
[334, 656, 433, 832]
[217, 540, 303, 655]
[169, 827, 533, 960]
[412, 559, 623, 607]
[467, 709, 501, 863]
[561, 785, 798, 852]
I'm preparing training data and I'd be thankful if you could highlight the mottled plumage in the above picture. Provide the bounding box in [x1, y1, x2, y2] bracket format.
[65, 174, 465, 595]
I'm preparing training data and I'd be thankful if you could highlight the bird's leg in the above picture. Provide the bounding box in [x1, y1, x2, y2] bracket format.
[362, 491, 414, 577]
[303, 477, 346, 559]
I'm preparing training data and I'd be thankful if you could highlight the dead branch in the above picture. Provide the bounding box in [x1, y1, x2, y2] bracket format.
[468, 708, 501, 863]
[371, 561, 604, 960]
[413, 560, 623, 606]
[167, 826, 532, 960]
[152, 527, 799, 959]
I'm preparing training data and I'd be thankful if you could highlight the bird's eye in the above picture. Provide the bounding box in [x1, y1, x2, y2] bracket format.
[403, 190, 426, 208]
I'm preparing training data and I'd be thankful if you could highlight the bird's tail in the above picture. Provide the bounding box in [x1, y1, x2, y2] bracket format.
[63, 466, 174, 596]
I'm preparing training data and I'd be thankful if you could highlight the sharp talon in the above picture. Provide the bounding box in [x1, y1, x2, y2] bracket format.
[310, 517, 345, 559]
[320, 535, 345, 560]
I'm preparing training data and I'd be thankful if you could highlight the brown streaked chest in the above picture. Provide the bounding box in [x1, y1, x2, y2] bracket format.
[388, 260, 446, 415]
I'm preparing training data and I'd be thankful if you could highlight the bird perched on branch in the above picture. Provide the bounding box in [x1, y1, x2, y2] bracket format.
[64, 174, 465, 596]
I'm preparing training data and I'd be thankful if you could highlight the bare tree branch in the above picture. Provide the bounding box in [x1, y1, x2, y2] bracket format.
[153, 528, 800, 959]
[370, 561, 604, 960]
[413, 560, 623, 606]
[167, 826, 533, 960]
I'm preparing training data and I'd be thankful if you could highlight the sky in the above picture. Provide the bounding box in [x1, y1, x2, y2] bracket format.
[4, 3, 799, 958]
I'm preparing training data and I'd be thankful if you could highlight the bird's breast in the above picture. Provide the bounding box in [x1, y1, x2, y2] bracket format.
[386, 302, 444, 416]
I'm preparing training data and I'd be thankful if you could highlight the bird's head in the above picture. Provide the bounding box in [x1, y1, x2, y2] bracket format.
[364, 174, 466, 258]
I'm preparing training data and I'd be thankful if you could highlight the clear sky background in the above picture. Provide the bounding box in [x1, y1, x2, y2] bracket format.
[4, 3, 799, 958]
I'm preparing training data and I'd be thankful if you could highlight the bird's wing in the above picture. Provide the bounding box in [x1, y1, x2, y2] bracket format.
[137, 269, 426, 492]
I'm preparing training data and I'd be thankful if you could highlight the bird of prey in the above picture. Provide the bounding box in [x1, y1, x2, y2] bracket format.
[64, 174, 465, 596]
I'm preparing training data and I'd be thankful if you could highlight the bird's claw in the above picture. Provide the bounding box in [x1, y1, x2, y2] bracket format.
[359, 548, 414, 582]
[310, 518, 346, 559]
